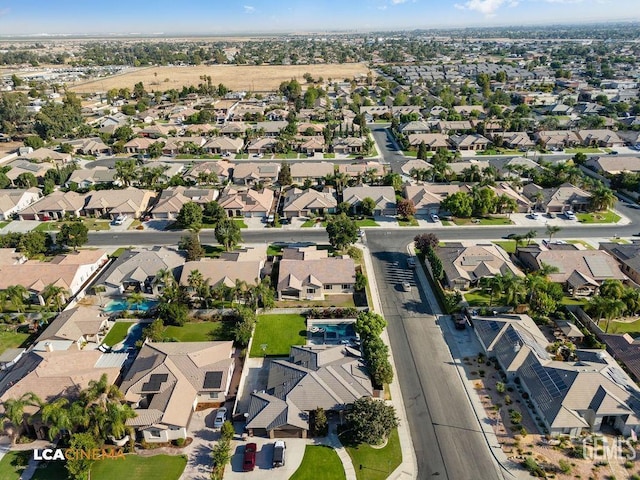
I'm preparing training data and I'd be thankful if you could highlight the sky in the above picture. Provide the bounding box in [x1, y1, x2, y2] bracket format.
[0, 0, 638, 35]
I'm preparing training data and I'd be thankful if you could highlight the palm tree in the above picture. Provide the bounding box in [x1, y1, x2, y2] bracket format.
[623, 288, 640, 315]
[41, 398, 72, 441]
[232, 279, 249, 305]
[537, 262, 560, 278]
[126, 291, 145, 312]
[599, 279, 625, 299]
[1, 392, 41, 443]
[524, 229, 537, 246]
[590, 186, 617, 212]
[602, 298, 627, 333]
[502, 273, 525, 307]
[93, 285, 106, 307]
[105, 402, 137, 441]
[6, 285, 28, 313]
[546, 225, 561, 242]
[0, 290, 7, 313]
[82, 374, 124, 410]
[479, 275, 503, 307]
[41, 284, 69, 313]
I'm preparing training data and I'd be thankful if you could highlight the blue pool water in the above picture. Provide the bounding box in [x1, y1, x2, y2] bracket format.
[104, 299, 158, 313]
[314, 323, 356, 338]
[121, 323, 145, 350]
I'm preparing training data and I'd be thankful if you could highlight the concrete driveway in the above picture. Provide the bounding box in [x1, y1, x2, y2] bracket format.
[0, 220, 40, 233]
[225, 436, 307, 480]
[180, 408, 217, 480]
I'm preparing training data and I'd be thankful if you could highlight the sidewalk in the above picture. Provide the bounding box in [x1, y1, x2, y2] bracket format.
[356, 243, 417, 480]
[408, 244, 529, 480]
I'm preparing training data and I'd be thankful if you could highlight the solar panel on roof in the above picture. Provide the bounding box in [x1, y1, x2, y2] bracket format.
[149, 373, 168, 383]
[204, 371, 223, 389]
[585, 256, 614, 278]
[141, 381, 160, 392]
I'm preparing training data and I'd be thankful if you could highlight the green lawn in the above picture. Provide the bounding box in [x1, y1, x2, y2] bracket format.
[397, 217, 418, 227]
[30, 461, 68, 480]
[355, 218, 379, 227]
[599, 318, 640, 336]
[493, 240, 517, 254]
[441, 220, 452, 226]
[0, 450, 30, 480]
[235, 153, 249, 159]
[203, 245, 226, 257]
[110, 247, 127, 258]
[290, 446, 346, 480]
[0, 221, 8, 229]
[162, 321, 233, 342]
[453, 217, 513, 226]
[464, 290, 502, 307]
[91, 454, 187, 480]
[274, 153, 299, 159]
[559, 297, 588, 306]
[566, 239, 595, 250]
[233, 219, 248, 229]
[267, 244, 284, 256]
[477, 148, 522, 156]
[102, 322, 133, 347]
[0, 326, 31, 356]
[345, 428, 402, 480]
[34, 220, 111, 232]
[301, 219, 322, 228]
[249, 314, 307, 357]
[565, 147, 603, 154]
[323, 153, 336, 159]
[402, 150, 418, 157]
[577, 211, 621, 224]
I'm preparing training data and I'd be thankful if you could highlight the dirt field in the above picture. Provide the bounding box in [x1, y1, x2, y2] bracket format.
[69, 63, 371, 94]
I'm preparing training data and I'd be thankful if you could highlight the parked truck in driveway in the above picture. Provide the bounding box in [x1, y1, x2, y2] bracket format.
[272, 440, 286, 467]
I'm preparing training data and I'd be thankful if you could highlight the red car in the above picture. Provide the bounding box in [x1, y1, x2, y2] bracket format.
[243, 442, 257, 471]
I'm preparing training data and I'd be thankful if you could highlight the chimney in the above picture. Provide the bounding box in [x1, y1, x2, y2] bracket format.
[44, 342, 53, 352]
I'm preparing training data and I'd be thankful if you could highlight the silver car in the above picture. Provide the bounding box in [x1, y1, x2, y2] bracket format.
[213, 407, 227, 429]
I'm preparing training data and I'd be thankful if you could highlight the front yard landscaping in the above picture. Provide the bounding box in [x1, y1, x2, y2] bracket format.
[249, 314, 306, 357]
[345, 428, 402, 480]
[289, 445, 346, 480]
[0, 325, 32, 356]
[464, 290, 501, 307]
[162, 320, 233, 342]
[90, 454, 187, 480]
[453, 217, 513, 226]
[493, 240, 517, 254]
[0, 450, 29, 480]
[398, 217, 418, 227]
[102, 322, 133, 347]
[565, 147, 603, 153]
[34, 219, 111, 232]
[577, 210, 621, 224]
[600, 317, 640, 336]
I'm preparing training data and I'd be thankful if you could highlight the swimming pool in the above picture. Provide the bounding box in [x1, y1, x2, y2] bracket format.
[312, 322, 356, 339]
[121, 323, 145, 351]
[104, 299, 158, 313]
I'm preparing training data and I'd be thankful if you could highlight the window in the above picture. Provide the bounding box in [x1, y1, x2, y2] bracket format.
[209, 392, 219, 399]
[341, 284, 351, 290]
[306, 288, 315, 294]
[324, 285, 332, 290]
[149, 430, 161, 438]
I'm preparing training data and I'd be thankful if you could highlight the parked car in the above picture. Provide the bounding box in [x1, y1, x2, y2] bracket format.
[401, 281, 412, 292]
[280, 218, 290, 225]
[528, 212, 540, 220]
[272, 440, 286, 467]
[453, 314, 467, 330]
[407, 257, 416, 269]
[546, 212, 556, 219]
[430, 213, 440, 222]
[113, 214, 128, 225]
[243, 443, 257, 472]
[564, 210, 577, 220]
[213, 407, 227, 429]
[266, 214, 275, 223]
[503, 233, 517, 239]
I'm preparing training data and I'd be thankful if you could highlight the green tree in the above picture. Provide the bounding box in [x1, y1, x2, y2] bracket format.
[211, 438, 232, 480]
[15, 172, 37, 188]
[18, 231, 50, 258]
[41, 397, 72, 441]
[220, 420, 235, 442]
[441, 191, 473, 218]
[203, 201, 226, 226]
[589, 186, 617, 212]
[397, 199, 416, 219]
[157, 302, 189, 326]
[114, 159, 137, 187]
[360, 197, 376, 217]
[326, 213, 358, 251]
[176, 202, 203, 230]
[355, 311, 387, 339]
[142, 318, 164, 342]
[546, 225, 561, 241]
[113, 125, 134, 142]
[1, 392, 41, 443]
[278, 162, 292, 185]
[599, 279, 625, 299]
[414, 233, 439, 252]
[215, 217, 242, 252]
[179, 234, 204, 261]
[41, 284, 69, 312]
[126, 291, 145, 312]
[57, 222, 88, 251]
[24, 135, 44, 149]
[345, 397, 398, 446]
[6, 285, 28, 313]
[66, 432, 98, 480]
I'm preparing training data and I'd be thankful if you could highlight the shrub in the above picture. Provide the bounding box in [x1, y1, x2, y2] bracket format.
[496, 382, 505, 394]
[174, 438, 185, 447]
[523, 456, 546, 477]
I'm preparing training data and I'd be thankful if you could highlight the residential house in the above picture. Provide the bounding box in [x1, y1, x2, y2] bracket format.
[472, 312, 640, 437]
[150, 187, 218, 220]
[436, 120, 474, 134]
[35, 306, 109, 349]
[184, 123, 218, 135]
[219, 122, 249, 137]
[246, 138, 277, 156]
[0, 188, 41, 220]
[121, 341, 235, 443]
[0, 249, 108, 304]
[449, 134, 491, 151]
[332, 137, 365, 155]
[490, 131, 535, 150]
[83, 187, 154, 220]
[585, 156, 640, 175]
[137, 124, 173, 138]
[290, 162, 334, 184]
[436, 242, 524, 290]
[218, 186, 274, 218]
[600, 242, 640, 286]
[578, 130, 625, 148]
[93, 247, 185, 296]
[277, 246, 356, 301]
[282, 188, 337, 218]
[0, 349, 125, 440]
[337, 162, 385, 180]
[5, 160, 54, 186]
[517, 246, 627, 296]
[407, 133, 449, 151]
[184, 161, 233, 184]
[400, 159, 432, 177]
[179, 246, 266, 290]
[534, 130, 580, 150]
[489, 156, 542, 179]
[62, 137, 111, 156]
[523, 182, 592, 214]
[245, 345, 373, 438]
[18, 190, 85, 220]
[161, 136, 207, 156]
[123, 137, 155, 155]
[488, 183, 531, 213]
[202, 136, 244, 155]
[231, 162, 279, 186]
[20, 148, 72, 164]
[343, 186, 397, 216]
[598, 333, 640, 383]
[299, 137, 326, 155]
[400, 121, 432, 135]
[66, 167, 117, 189]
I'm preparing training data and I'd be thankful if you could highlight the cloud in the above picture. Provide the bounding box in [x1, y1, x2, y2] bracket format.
[390, 0, 409, 3]
[243, 5, 255, 14]
[454, 0, 519, 16]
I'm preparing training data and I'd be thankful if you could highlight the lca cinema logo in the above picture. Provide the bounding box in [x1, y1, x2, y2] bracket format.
[33, 448, 125, 461]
